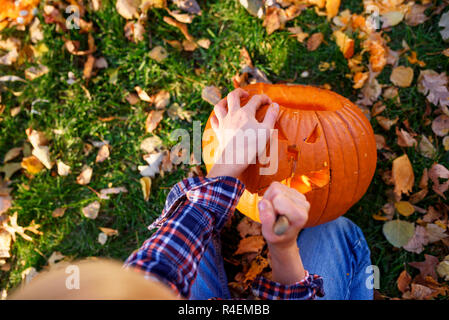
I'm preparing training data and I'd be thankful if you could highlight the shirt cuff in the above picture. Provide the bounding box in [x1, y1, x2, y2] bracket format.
[148, 176, 245, 232]
[251, 271, 325, 300]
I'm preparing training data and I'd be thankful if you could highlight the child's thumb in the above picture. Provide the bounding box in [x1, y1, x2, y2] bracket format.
[258, 199, 276, 228]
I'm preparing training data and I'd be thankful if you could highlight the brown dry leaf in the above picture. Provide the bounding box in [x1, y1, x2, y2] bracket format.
[95, 144, 110, 163]
[3, 147, 22, 163]
[374, 134, 388, 150]
[152, 90, 170, 109]
[381, 11, 404, 28]
[99, 187, 128, 200]
[371, 101, 386, 118]
[25, 65, 49, 81]
[417, 70, 449, 107]
[173, 0, 201, 15]
[392, 154, 414, 197]
[25, 128, 48, 149]
[140, 136, 162, 153]
[234, 235, 265, 255]
[263, 6, 287, 35]
[428, 163, 449, 198]
[397, 270, 412, 293]
[407, 51, 426, 67]
[165, 39, 183, 51]
[201, 86, 221, 105]
[0, 189, 12, 216]
[163, 16, 194, 41]
[390, 66, 414, 88]
[82, 201, 100, 219]
[32, 146, 53, 169]
[307, 32, 324, 51]
[426, 223, 448, 243]
[76, 165, 93, 185]
[423, 205, 441, 222]
[0, 229, 12, 258]
[140, 0, 166, 11]
[99, 227, 119, 236]
[403, 225, 429, 254]
[0, 162, 22, 180]
[409, 188, 428, 204]
[83, 54, 95, 80]
[182, 39, 197, 51]
[134, 86, 152, 102]
[197, 38, 211, 49]
[167, 9, 193, 24]
[52, 207, 66, 218]
[21, 156, 44, 174]
[409, 254, 439, 280]
[116, 0, 139, 20]
[145, 110, 164, 133]
[140, 176, 151, 201]
[402, 283, 435, 300]
[125, 92, 140, 105]
[376, 116, 399, 131]
[148, 46, 168, 63]
[419, 135, 436, 158]
[405, 4, 429, 26]
[396, 127, 417, 148]
[431, 114, 449, 137]
[3, 212, 42, 242]
[56, 160, 71, 176]
[124, 20, 146, 43]
[167, 103, 194, 122]
[237, 217, 262, 238]
[287, 26, 309, 44]
[243, 255, 269, 283]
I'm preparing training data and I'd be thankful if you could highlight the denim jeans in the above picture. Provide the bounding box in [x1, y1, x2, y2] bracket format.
[189, 216, 373, 300]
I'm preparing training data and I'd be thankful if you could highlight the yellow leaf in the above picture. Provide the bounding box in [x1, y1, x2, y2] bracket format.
[325, 0, 340, 19]
[392, 154, 414, 198]
[395, 201, 415, 216]
[21, 155, 44, 174]
[140, 176, 151, 201]
[390, 66, 414, 88]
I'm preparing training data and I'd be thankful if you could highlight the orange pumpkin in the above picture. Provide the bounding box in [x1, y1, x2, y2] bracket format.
[203, 83, 377, 228]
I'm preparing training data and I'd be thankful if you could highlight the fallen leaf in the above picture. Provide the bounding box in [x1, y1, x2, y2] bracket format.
[98, 232, 107, 245]
[243, 255, 268, 283]
[197, 38, 211, 49]
[140, 0, 166, 11]
[167, 103, 194, 122]
[395, 201, 415, 216]
[376, 116, 399, 131]
[140, 176, 151, 201]
[417, 70, 449, 107]
[32, 146, 53, 169]
[405, 4, 429, 26]
[201, 86, 221, 105]
[0, 192, 12, 216]
[437, 255, 449, 281]
[409, 254, 439, 280]
[443, 136, 449, 151]
[56, 160, 71, 176]
[140, 136, 162, 153]
[333, 30, 354, 59]
[390, 66, 414, 88]
[237, 217, 262, 238]
[25, 65, 49, 81]
[439, 10, 449, 42]
[381, 11, 404, 28]
[397, 270, 412, 293]
[383, 219, 415, 248]
[392, 154, 414, 197]
[47, 251, 65, 266]
[99, 227, 119, 236]
[325, 0, 340, 19]
[409, 188, 428, 204]
[288, 26, 309, 43]
[138, 152, 163, 177]
[239, 0, 264, 18]
[116, 0, 139, 20]
[152, 90, 170, 109]
[396, 127, 417, 148]
[307, 32, 324, 51]
[124, 20, 145, 43]
[263, 6, 287, 35]
[95, 144, 110, 163]
[99, 187, 128, 200]
[403, 225, 429, 254]
[76, 165, 93, 185]
[149, 46, 168, 63]
[145, 110, 164, 133]
[426, 223, 448, 243]
[163, 16, 194, 41]
[182, 39, 197, 51]
[431, 114, 449, 136]
[402, 283, 436, 300]
[428, 163, 449, 198]
[419, 135, 436, 158]
[21, 156, 44, 174]
[167, 9, 194, 23]
[234, 235, 265, 255]
[3, 212, 42, 242]
[135, 86, 152, 102]
[3, 147, 22, 163]
[52, 207, 66, 218]
[0, 162, 22, 180]
[82, 201, 100, 219]
[0, 230, 12, 258]
[173, 0, 201, 15]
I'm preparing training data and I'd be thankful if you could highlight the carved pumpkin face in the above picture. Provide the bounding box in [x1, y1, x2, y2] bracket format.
[203, 83, 377, 228]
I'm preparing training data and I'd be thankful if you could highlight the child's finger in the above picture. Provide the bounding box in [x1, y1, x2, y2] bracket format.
[214, 98, 227, 120]
[211, 115, 219, 131]
[227, 88, 248, 114]
[258, 199, 277, 237]
[243, 94, 271, 115]
[262, 103, 279, 129]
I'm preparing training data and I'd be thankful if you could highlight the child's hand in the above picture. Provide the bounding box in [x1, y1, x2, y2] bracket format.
[207, 88, 280, 179]
[258, 182, 310, 249]
[258, 182, 309, 284]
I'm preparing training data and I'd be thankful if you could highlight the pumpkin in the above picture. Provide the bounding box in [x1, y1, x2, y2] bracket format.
[203, 83, 377, 228]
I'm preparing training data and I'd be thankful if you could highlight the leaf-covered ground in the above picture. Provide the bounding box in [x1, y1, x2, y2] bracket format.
[1, 0, 449, 299]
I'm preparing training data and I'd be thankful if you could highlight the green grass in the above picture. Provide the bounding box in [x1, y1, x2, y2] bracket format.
[1, 0, 449, 298]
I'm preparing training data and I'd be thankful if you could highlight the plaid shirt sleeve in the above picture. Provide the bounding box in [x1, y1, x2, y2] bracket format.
[251, 271, 325, 300]
[124, 176, 245, 298]
[124, 175, 325, 300]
